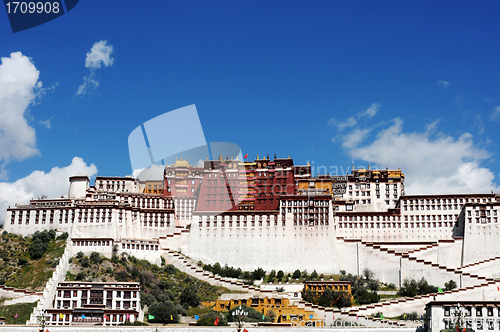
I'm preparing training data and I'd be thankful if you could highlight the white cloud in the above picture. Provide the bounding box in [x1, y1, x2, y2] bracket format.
[39, 116, 53, 129]
[342, 128, 371, 149]
[489, 105, 500, 121]
[329, 116, 357, 131]
[328, 103, 380, 131]
[76, 40, 114, 96]
[361, 103, 380, 118]
[132, 164, 164, 180]
[473, 114, 485, 135]
[0, 52, 42, 167]
[0, 157, 97, 225]
[347, 118, 498, 194]
[85, 40, 114, 69]
[438, 80, 450, 88]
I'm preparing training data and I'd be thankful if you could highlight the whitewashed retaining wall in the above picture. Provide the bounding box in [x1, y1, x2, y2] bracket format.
[186, 217, 340, 274]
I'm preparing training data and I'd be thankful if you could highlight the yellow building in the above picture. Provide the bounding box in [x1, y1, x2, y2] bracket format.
[302, 281, 352, 295]
[212, 294, 324, 326]
[142, 180, 164, 195]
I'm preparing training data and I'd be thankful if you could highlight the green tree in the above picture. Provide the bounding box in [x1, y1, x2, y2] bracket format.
[268, 270, 276, 282]
[310, 270, 319, 280]
[292, 269, 301, 279]
[368, 279, 379, 291]
[252, 267, 266, 280]
[90, 252, 101, 265]
[363, 268, 375, 281]
[180, 286, 200, 307]
[148, 303, 178, 323]
[276, 270, 284, 281]
[398, 278, 418, 297]
[58, 232, 69, 240]
[18, 257, 28, 266]
[212, 262, 222, 276]
[81, 256, 90, 268]
[444, 280, 457, 291]
[29, 243, 45, 260]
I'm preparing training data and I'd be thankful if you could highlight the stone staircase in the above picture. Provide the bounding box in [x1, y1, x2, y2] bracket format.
[0, 286, 42, 306]
[361, 239, 495, 285]
[26, 240, 72, 325]
[162, 248, 287, 298]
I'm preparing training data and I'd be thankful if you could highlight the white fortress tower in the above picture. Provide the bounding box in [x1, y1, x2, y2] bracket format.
[68, 176, 90, 199]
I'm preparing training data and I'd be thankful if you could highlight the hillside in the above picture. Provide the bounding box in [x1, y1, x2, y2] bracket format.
[0, 229, 67, 291]
[66, 250, 230, 322]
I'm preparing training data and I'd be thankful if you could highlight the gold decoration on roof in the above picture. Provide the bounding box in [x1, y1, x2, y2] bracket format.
[170, 157, 192, 168]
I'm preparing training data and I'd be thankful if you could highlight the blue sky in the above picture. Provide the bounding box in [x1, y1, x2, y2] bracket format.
[1, 1, 500, 223]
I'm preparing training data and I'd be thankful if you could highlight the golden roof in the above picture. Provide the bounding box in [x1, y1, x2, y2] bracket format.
[170, 157, 192, 168]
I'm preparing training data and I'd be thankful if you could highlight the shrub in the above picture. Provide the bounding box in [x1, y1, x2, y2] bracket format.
[195, 311, 228, 326]
[399, 312, 419, 320]
[142, 293, 157, 307]
[252, 267, 266, 280]
[180, 286, 199, 307]
[56, 232, 68, 240]
[176, 304, 187, 316]
[164, 264, 176, 275]
[76, 251, 84, 259]
[118, 320, 148, 326]
[116, 270, 129, 281]
[212, 262, 222, 275]
[29, 243, 45, 260]
[90, 252, 101, 265]
[81, 256, 90, 268]
[18, 257, 28, 266]
[268, 270, 276, 282]
[148, 303, 179, 323]
[292, 269, 301, 279]
[303, 289, 352, 308]
[398, 277, 438, 297]
[444, 280, 457, 291]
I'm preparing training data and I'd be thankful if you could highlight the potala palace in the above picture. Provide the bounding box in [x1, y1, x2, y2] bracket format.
[5, 155, 500, 328]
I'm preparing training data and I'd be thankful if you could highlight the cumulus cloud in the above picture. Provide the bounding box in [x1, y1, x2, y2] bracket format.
[0, 52, 43, 171]
[76, 40, 114, 96]
[0, 157, 97, 225]
[438, 80, 450, 88]
[342, 128, 371, 149]
[346, 117, 499, 194]
[328, 103, 380, 131]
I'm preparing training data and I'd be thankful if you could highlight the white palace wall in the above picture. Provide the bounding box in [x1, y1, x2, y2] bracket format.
[186, 214, 340, 273]
[6, 174, 500, 290]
